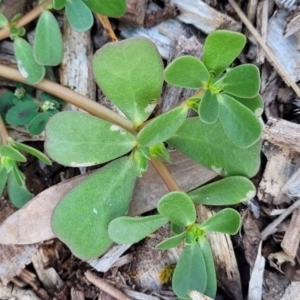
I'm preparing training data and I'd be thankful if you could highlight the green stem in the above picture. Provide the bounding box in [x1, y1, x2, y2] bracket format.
[0, 0, 52, 41]
[0, 115, 9, 145]
[0, 64, 135, 134]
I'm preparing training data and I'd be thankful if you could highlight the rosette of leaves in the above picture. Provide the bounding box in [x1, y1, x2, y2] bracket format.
[165, 30, 263, 176]
[0, 137, 51, 208]
[0, 84, 64, 135]
[108, 176, 256, 298]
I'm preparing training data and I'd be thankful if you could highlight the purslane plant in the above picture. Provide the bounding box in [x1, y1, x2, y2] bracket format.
[32, 30, 263, 299]
[0, 0, 127, 84]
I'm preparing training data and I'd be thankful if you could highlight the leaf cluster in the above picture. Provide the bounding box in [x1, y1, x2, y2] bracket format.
[0, 0, 127, 83]
[0, 83, 64, 135]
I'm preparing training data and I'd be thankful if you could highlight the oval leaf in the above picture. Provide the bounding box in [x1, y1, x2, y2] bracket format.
[7, 172, 33, 208]
[44, 112, 136, 167]
[137, 106, 188, 147]
[8, 138, 52, 165]
[14, 37, 45, 84]
[0, 92, 15, 118]
[0, 145, 26, 162]
[200, 208, 241, 234]
[53, 0, 66, 9]
[33, 10, 63, 66]
[93, 37, 164, 124]
[51, 157, 137, 260]
[172, 243, 207, 299]
[203, 30, 246, 76]
[108, 215, 168, 244]
[198, 238, 217, 299]
[189, 176, 256, 205]
[65, 0, 93, 32]
[157, 191, 196, 227]
[28, 112, 51, 135]
[6, 102, 39, 126]
[164, 56, 209, 89]
[198, 89, 219, 124]
[156, 231, 186, 250]
[231, 94, 264, 117]
[168, 117, 261, 177]
[82, 0, 126, 16]
[218, 94, 262, 148]
[0, 166, 8, 196]
[0, 13, 8, 28]
[222, 64, 260, 98]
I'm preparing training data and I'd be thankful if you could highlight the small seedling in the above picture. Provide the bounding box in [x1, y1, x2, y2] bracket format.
[0, 83, 64, 135]
[39, 30, 263, 298]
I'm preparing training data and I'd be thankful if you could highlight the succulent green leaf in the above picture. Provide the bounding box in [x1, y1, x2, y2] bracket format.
[132, 148, 149, 177]
[149, 143, 171, 162]
[218, 94, 262, 148]
[33, 10, 63, 66]
[10, 13, 22, 25]
[5, 101, 39, 126]
[108, 215, 168, 244]
[203, 30, 246, 76]
[198, 238, 217, 299]
[164, 56, 209, 89]
[198, 89, 219, 124]
[51, 157, 137, 259]
[7, 171, 33, 208]
[172, 243, 207, 299]
[45, 112, 136, 167]
[14, 37, 45, 84]
[0, 13, 8, 28]
[12, 163, 25, 187]
[156, 231, 186, 250]
[0, 145, 26, 162]
[222, 64, 260, 98]
[231, 94, 264, 117]
[137, 106, 188, 147]
[82, 0, 127, 17]
[40, 92, 64, 105]
[172, 223, 183, 235]
[157, 191, 196, 227]
[28, 112, 51, 135]
[168, 117, 261, 177]
[200, 208, 241, 234]
[0, 165, 8, 196]
[0, 92, 15, 118]
[8, 138, 52, 165]
[65, 0, 93, 32]
[189, 176, 256, 205]
[93, 38, 164, 124]
[16, 82, 35, 94]
[53, 0, 66, 9]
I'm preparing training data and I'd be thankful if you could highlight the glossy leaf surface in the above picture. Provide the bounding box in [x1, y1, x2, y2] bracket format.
[203, 30, 246, 76]
[172, 243, 207, 299]
[198, 89, 219, 124]
[51, 157, 137, 259]
[168, 117, 261, 177]
[65, 0, 93, 32]
[164, 56, 209, 88]
[189, 176, 256, 205]
[28, 112, 51, 135]
[53, 0, 66, 9]
[14, 37, 45, 84]
[7, 172, 33, 208]
[218, 94, 262, 148]
[45, 112, 136, 167]
[199, 238, 217, 299]
[83, 0, 126, 16]
[0, 145, 26, 162]
[156, 231, 186, 250]
[8, 138, 52, 165]
[200, 208, 241, 234]
[108, 215, 168, 244]
[33, 10, 63, 66]
[157, 191, 196, 227]
[137, 106, 188, 147]
[5, 102, 39, 126]
[222, 64, 260, 98]
[93, 38, 164, 124]
[0, 166, 8, 196]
